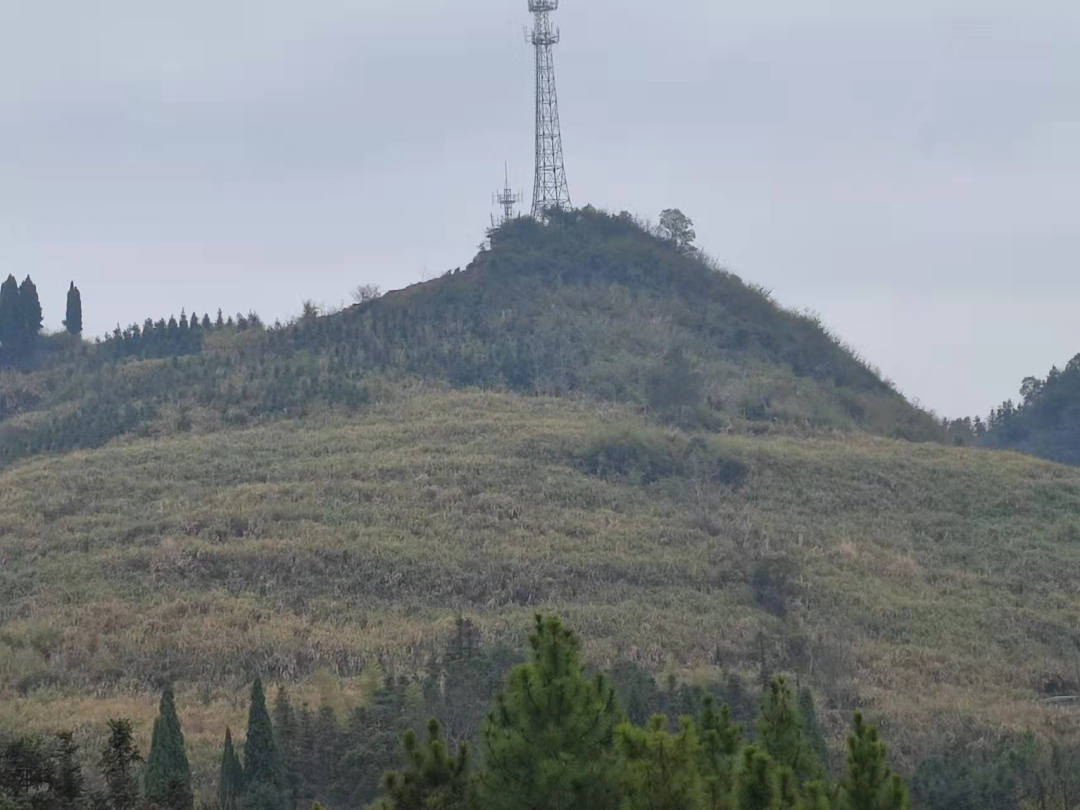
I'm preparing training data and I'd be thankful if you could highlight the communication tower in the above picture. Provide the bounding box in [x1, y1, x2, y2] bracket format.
[492, 165, 523, 228]
[527, 0, 571, 216]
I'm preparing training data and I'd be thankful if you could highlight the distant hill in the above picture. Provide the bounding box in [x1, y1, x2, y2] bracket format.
[0, 207, 940, 468]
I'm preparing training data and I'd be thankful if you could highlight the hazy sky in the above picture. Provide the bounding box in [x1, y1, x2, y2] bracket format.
[2, 0, 1077, 417]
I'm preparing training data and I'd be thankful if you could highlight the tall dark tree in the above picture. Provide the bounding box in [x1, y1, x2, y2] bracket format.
[479, 615, 622, 810]
[18, 276, 43, 348]
[371, 719, 472, 810]
[144, 687, 193, 810]
[243, 678, 284, 810]
[63, 282, 83, 336]
[99, 720, 142, 810]
[0, 274, 20, 355]
[219, 728, 244, 810]
[272, 689, 299, 810]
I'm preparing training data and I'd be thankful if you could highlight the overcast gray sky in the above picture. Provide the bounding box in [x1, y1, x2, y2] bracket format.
[2, 0, 1077, 417]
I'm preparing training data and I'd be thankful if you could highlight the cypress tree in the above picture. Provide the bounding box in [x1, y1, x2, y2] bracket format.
[479, 615, 622, 810]
[64, 282, 83, 336]
[0, 274, 20, 355]
[145, 687, 193, 810]
[835, 713, 909, 810]
[243, 678, 284, 810]
[220, 728, 244, 810]
[17, 276, 42, 348]
[757, 677, 822, 784]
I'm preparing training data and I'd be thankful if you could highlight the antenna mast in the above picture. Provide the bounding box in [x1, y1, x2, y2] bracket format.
[492, 165, 523, 228]
[527, 0, 571, 217]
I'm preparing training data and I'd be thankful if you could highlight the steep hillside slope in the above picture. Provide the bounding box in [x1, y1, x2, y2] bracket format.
[1, 390, 1078, 778]
[0, 209, 940, 469]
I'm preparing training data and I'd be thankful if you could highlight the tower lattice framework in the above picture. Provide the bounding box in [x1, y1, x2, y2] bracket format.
[528, 0, 571, 217]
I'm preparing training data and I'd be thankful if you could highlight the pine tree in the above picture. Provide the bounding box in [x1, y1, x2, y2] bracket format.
[99, 719, 142, 810]
[698, 696, 744, 810]
[0, 274, 20, 355]
[64, 282, 83, 336]
[243, 678, 284, 810]
[799, 781, 834, 810]
[371, 719, 472, 810]
[17, 276, 43, 349]
[733, 746, 780, 810]
[835, 714, 909, 810]
[776, 767, 800, 810]
[757, 677, 822, 783]
[479, 615, 622, 810]
[219, 728, 244, 810]
[617, 715, 704, 810]
[144, 687, 193, 810]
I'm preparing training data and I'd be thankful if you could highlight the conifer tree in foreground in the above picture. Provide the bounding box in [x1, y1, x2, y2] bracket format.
[220, 727, 245, 810]
[479, 615, 622, 810]
[757, 676, 823, 784]
[617, 715, 704, 810]
[145, 687, 193, 810]
[243, 678, 285, 810]
[733, 746, 780, 810]
[697, 695, 744, 810]
[372, 718, 472, 810]
[835, 713, 909, 810]
[64, 282, 83, 336]
[100, 719, 142, 810]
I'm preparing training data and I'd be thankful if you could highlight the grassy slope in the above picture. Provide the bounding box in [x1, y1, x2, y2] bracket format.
[2, 389, 1079, 782]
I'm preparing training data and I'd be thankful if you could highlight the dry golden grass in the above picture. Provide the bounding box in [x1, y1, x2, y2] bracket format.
[1, 389, 1079, 773]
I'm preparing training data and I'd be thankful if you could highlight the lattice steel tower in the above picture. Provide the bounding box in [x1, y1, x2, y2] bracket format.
[492, 164, 523, 228]
[527, 0, 571, 217]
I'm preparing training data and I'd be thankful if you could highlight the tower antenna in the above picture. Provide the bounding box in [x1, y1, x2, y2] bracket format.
[527, 0, 571, 217]
[492, 164, 523, 228]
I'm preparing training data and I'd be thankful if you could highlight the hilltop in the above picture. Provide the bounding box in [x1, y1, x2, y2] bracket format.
[1, 209, 1077, 803]
[0, 208, 940, 468]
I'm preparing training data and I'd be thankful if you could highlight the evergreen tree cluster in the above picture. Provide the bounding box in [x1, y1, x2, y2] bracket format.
[14, 614, 1080, 810]
[0, 275, 50, 364]
[100, 311, 264, 362]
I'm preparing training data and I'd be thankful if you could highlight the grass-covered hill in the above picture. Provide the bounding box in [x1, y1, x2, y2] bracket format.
[0, 208, 940, 470]
[1, 208, 1077, 798]
[2, 391, 1080, 784]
